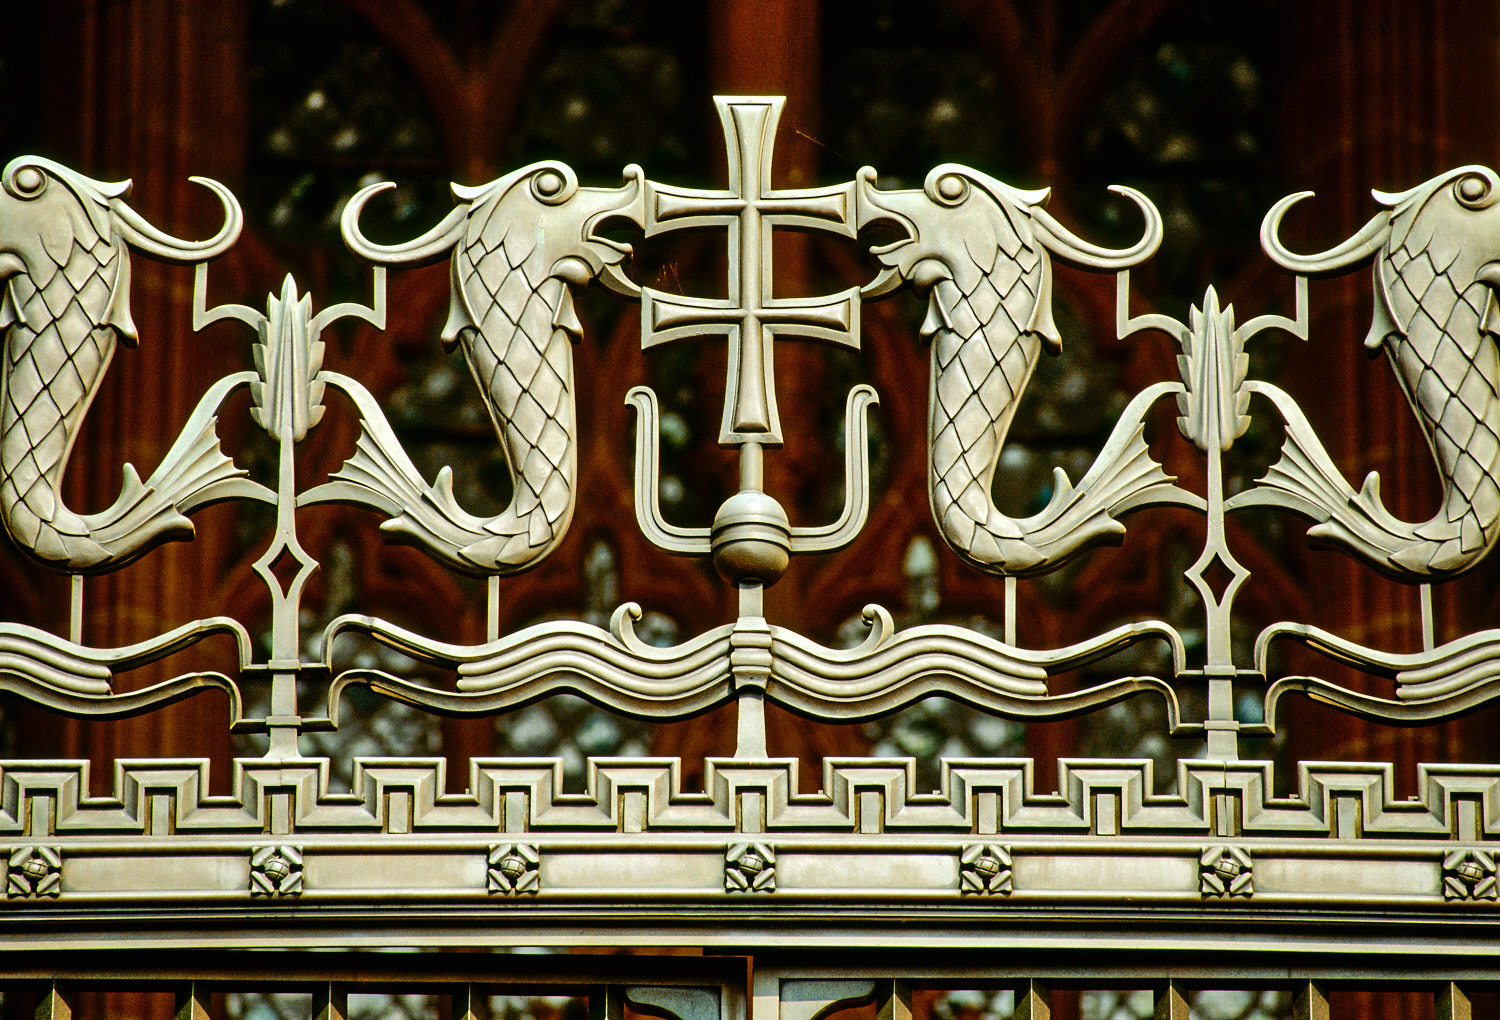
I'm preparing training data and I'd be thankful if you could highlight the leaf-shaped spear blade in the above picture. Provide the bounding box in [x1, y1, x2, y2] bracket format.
[249, 275, 325, 442]
[1175, 287, 1251, 454]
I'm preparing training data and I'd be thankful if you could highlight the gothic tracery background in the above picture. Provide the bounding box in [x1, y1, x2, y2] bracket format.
[0, 3, 1497, 1016]
[2, 0, 1495, 800]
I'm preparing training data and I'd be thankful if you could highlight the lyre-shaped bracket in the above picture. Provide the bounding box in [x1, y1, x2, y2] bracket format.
[619, 96, 882, 587]
[626, 382, 879, 561]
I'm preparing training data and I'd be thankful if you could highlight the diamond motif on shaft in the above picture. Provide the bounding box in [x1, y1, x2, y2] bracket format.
[1187, 548, 1249, 612]
[252, 534, 317, 604]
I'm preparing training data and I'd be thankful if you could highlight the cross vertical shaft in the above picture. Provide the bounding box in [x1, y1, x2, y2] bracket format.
[639, 96, 860, 445]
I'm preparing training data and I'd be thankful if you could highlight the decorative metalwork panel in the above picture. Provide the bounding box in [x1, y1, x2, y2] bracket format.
[4, 96, 1500, 948]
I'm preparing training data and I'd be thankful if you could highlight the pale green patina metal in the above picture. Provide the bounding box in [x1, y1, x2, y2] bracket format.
[0, 97, 1498, 1013]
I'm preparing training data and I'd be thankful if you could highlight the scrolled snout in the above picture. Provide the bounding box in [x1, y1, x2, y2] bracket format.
[114, 176, 242, 264]
[1260, 191, 1390, 275]
[0, 157, 239, 267]
[853, 166, 930, 233]
[340, 182, 468, 267]
[1031, 185, 1162, 270]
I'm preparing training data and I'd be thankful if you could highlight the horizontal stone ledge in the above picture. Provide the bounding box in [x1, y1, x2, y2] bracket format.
[0, 842, 1474, 905]
[5, 835, 1487, 853]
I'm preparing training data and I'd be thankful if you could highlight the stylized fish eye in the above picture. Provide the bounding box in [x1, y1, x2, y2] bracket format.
[7, 165, 47, 199]
[1454, 170, 1498, 209]
[530, 165, 576, 206]
[928, 172, 970, 207]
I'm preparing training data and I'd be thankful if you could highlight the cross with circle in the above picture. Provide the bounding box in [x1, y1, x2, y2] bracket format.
[638, 96, 860, 446]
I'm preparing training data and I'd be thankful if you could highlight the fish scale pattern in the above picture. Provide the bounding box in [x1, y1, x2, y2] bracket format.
[451, 191, 578, 569]
[879, 179, 1062, 574]
[863, 170, 1171, 577]
[0, 222, 120, 564]
[927, 240, 1046, 569]
[1378, 209, 1500, 568]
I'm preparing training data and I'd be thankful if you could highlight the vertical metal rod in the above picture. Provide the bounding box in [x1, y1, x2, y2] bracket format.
[34, 981, 72, 1020]
[877, 981, 912, 1020]
[488, 575, 500, 643]
[265, 681, 301, 759]
[454, 984, 481, 1020]
[741, 440, 764, 491]
[1205, 675, 1237, 760]
[1292, 981, 1329, 1020]
[1420, 582, 1435, 652]
[735, 689, 769, 758]
[590, 986, 625, 1020]
[1202, 434, 1231, 671]
[313, 982, 348, 1020]
[1197, 332, 1241, 761]
[268, 424, 301, 660]
[739, 581, 764, 619]
[68, 574, 83, 645]
[265, 421, 305, 760]
[174, 982, 210, 1020]
[733, 581, 769, 758]
[1004, 576, 1017, 645]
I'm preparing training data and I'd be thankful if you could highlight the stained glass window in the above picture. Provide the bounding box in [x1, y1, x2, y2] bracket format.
[248, 0, 451, 301]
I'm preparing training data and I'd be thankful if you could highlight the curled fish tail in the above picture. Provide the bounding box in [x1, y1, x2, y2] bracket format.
[0, 161, 244, 572]
[338, 163, 638, 575]
[1258, 166, 1500, 577]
